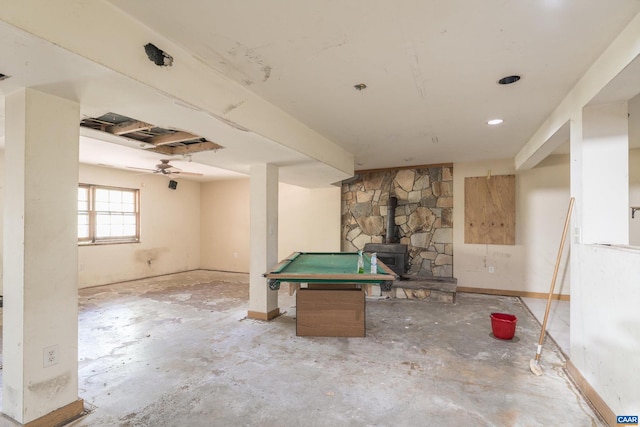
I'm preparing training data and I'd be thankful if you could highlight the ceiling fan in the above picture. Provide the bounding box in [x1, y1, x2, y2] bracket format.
[128, 159, 203, 177]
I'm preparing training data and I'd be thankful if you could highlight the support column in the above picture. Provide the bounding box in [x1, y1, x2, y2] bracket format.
[247, 163, 280, 320]
[3, 89, 83, 424]
[575, 103, 629, 244]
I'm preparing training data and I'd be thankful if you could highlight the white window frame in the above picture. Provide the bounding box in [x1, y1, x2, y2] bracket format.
[78, 184, 140, 245]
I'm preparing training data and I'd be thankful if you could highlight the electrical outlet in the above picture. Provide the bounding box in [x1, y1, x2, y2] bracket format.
[488, 266, 495, 274]
[43, 345, 59, 368]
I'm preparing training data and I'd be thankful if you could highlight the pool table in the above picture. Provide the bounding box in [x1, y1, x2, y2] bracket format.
[264, 252, 398, 337]
[264, 251, 397, 290]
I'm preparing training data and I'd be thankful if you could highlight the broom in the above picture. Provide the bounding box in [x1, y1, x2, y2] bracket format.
[530, 197, 574, 376]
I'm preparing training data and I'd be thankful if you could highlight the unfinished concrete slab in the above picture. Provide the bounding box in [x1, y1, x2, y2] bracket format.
[0, 271, 603, 426]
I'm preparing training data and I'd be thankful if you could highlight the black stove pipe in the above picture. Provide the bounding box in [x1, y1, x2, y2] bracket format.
[385, 196, 398, 243]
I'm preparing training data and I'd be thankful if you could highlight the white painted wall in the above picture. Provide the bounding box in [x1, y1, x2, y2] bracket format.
[200, 179, 251, 272]
[630, 149, 640, 245]
[627, 89, 640, 245]
[200, 178, 342, 273]
[570, 244, 640, 415]
[581, 103, 629, 244]
[454, 156, 571, 295]
[278, 183, 342, 259]
[78, 164, 201, 288]
[517, 155, 572, 295]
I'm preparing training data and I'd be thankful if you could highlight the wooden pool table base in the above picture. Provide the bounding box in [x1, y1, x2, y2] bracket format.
[296, 287, 365, 337]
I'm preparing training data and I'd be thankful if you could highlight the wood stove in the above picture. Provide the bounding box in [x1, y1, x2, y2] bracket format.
[363, 243, 408, 277]
[363, 196, 408, 281]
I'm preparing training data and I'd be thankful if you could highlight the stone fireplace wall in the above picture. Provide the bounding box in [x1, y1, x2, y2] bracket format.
[341, 166, 453, 277]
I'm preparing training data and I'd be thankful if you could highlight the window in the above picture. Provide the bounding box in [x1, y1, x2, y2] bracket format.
[78, 184, 140, 244]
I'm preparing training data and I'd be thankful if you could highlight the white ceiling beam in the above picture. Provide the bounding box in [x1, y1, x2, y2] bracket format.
[515, 10, 640, 170]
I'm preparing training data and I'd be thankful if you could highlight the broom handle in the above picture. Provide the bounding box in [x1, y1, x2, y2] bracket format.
[535, 197, 574, 361]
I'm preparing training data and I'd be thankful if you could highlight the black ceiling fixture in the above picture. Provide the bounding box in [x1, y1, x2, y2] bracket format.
[0, 73, 10, 81]
[354, 83, 367, 91]
[144, 43, 173, 67]
[498, 75, 521, 85]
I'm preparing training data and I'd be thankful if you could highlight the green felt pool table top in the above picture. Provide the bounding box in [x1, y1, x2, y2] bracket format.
[264, 252, 397, 285]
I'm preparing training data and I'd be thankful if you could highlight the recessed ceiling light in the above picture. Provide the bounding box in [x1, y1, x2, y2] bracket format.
[354, 83, 367, 91]
[498, 75, 521, 85]
[487, 119, 504, 125]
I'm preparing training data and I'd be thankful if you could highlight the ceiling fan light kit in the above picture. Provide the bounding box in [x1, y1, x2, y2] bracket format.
[156, 159, 174, 173]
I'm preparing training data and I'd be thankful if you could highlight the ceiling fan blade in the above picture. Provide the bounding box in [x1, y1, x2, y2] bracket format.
[172, 171, 203, 176]
[127, 166, 157, 172]
[127, 162, 202, 177]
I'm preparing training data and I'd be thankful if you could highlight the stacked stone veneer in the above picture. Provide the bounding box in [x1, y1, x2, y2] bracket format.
[341, 166, 453, 277]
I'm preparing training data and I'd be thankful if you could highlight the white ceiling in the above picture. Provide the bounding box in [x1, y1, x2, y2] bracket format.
[2, 1, 640, 185]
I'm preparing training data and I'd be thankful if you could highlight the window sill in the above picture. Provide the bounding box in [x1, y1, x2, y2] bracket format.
[79, 240, 140, 246]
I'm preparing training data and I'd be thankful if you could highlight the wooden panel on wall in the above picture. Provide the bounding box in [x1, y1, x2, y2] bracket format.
[464, 174, 515, 245]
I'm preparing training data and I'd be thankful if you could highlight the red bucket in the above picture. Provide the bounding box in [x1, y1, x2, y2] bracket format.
[490, 313, 517, 340]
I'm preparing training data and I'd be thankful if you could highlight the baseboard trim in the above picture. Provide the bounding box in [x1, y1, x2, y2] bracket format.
[24, 398, 84, 427]
[247, 308, 280, 321]
[456, 286, 570, 301]
[565, 361, 615, 426]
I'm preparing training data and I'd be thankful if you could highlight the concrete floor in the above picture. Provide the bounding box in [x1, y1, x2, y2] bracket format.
[0, 270, 601, 426]
[521, 297, 570, 356]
